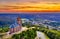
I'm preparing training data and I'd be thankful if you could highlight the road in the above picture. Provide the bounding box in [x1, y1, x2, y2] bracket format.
[36, 31, 46, 39]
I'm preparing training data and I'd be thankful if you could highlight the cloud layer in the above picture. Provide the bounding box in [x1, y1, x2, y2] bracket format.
[0, 0, 60, 3]
[0, 0, 60, 12]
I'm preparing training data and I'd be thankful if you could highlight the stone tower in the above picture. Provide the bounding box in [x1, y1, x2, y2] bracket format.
[9, 17, 22, 34]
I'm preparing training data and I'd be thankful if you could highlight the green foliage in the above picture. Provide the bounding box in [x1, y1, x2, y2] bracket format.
[0, 25, 9, 33]
[12, 34, 20, 39]
[12, 25, 60, 39]
[36, 27, 60, 39]
[28, 26, 60, 39]
[12, 29, 36, 39]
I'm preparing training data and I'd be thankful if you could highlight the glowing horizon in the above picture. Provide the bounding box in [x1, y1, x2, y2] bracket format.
[0, 0, 60, 12]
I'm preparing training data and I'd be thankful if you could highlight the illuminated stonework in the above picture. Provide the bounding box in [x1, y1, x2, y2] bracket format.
[9, 17, 22, 34]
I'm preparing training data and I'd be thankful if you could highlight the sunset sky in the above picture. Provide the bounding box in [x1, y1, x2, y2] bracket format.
[0, 0, 60, 12]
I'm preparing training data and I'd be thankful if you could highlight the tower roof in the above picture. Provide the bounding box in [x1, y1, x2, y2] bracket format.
[9, 17, 22, 28]
[17, 16, 21, 21]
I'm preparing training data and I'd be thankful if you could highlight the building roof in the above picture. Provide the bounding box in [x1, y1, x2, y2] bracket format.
[9, 17, 22, 28]
[9, 24, 15, 28]
[17, 17, 21, 21]
[9, 23, 22, 28]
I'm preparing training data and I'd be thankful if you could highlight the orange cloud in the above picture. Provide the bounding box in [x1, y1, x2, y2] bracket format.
[0, 3, 60, 12]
